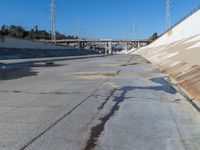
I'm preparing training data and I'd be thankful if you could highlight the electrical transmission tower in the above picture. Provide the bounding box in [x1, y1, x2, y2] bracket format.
[166, 0, 171, 30]
[51, 0, 56, 43]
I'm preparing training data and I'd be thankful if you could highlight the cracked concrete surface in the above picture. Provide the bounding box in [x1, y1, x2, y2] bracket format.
[0, 55, 200, 150]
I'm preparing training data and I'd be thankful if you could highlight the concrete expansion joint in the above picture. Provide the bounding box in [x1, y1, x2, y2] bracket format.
[18, 80, 108, 150]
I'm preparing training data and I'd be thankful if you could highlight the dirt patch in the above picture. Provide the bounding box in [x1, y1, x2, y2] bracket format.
[103, 81, 118, 88]
[119, 62, 139, 66]
[101, 64, 122, 67]
[67, 71, 120, 79]
[101, 63, 139, 67]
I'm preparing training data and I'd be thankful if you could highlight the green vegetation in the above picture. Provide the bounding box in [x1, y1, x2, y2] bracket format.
[149, 32, 159, 41]
[0, 25, 78, 40]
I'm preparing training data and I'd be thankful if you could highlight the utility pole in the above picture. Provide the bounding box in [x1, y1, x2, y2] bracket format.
[166, 0, 171, 30]
[131, 23, 137, 40]
[76, 24, 81, 40]
[51, 0, 56, 43]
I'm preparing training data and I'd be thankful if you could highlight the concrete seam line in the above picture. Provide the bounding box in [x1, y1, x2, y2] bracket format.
[19, 79, 109, 150]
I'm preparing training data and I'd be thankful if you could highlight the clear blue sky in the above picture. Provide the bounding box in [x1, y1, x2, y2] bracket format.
[0, 0, 199, 39]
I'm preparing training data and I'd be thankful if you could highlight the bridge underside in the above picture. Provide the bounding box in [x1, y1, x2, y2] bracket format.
[54, 40, 150, 54]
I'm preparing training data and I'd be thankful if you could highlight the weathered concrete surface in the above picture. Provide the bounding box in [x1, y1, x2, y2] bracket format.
[135, 34, 200, 103]
[133, 8, 200, 103]
[0, 55, 200, 150]
[0, 37, 68, 49]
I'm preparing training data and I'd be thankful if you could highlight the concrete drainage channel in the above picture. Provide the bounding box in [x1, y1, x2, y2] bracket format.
[0, 54, 108, 70]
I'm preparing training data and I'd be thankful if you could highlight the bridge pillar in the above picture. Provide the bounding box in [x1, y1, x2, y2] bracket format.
[105, 43, 108, 54]
[137, 42, 141, 49]
[108, 41, 112, 54]
[78, 41, 84, 49]
[77, 41, 81, 49]
[125, 42, 128, 52]
[92, 45, 95, 51]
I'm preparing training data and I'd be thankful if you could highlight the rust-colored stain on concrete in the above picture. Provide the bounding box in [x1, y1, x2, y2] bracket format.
[136, 34, 200, 102]
[67, 71, 120, 79]
[167, 29, 173, 36]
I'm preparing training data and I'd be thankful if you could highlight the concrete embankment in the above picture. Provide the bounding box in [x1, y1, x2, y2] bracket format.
[134, 8, 200, 102]
[0, 37, 98, 60]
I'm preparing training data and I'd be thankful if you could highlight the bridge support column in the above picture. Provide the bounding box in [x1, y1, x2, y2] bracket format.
[77, 41, 81, 49]
[137, 42, 141, 49]
[78, 41, 84, 49]
[105, 43, 108, 54]
[92, 45, 95, 51]
[108, 41, 112, 54]
[125, 42, 128, 52]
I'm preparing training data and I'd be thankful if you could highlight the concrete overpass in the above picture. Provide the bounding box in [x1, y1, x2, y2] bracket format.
[47, 39, 150, 54]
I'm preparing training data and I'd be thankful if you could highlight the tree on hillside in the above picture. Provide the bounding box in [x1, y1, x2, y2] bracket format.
[0, 25, 9, 36]
[0, 25, 77, 40]
[8, 25, 26, 38]
[149, 32, 158, 41]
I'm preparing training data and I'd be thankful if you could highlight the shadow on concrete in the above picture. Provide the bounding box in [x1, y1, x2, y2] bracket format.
[119, 77, 177, 95]
[0, 48, 99, 60]
[84, 77, 177, 150]
[32, 63, 65, 68]
[0, 68, 38, 80]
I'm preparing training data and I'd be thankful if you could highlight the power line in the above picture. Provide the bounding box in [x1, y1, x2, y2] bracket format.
[24, 0, 50, 14]
[51, 0, 56, 42]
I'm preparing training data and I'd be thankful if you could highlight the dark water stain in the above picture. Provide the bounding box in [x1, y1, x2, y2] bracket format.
[172, 99, 181, 104]
[40, 91, 86, 95]
[120, 62, 139, 67]
[84, 86, 132, 150]
[32, 63, 65, 68]
[0, 90, 22, 93]
[97, 89, 116, 110]
[129, 63, 139, 65]
[0, 90, 86, 95]
[174, 99, 181, 102]
[84, 77, 177, 150]
[0, 68, 38, 80]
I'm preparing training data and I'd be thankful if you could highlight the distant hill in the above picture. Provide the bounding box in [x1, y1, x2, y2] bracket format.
[0, 25, 78, 40]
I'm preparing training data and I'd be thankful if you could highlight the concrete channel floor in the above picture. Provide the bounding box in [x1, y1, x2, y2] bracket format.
[0, 55, 200, 150]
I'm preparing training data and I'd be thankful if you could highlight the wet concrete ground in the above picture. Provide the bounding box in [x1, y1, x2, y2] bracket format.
[0, 55, 200, 150]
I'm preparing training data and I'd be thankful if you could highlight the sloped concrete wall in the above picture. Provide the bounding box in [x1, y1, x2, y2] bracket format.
[0, 37, 98, 60]
[150, 9, 200, 47]
[135, 9, 200, 102]
[0, 37, 68, 49]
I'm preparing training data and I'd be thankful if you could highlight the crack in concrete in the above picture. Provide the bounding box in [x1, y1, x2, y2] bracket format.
[84, 87, 128, 150]
[97, 89, 116, 110]
[18, 80, 109, 150]
[0, 91, 87, 95]
[84, 77, 179, 150]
